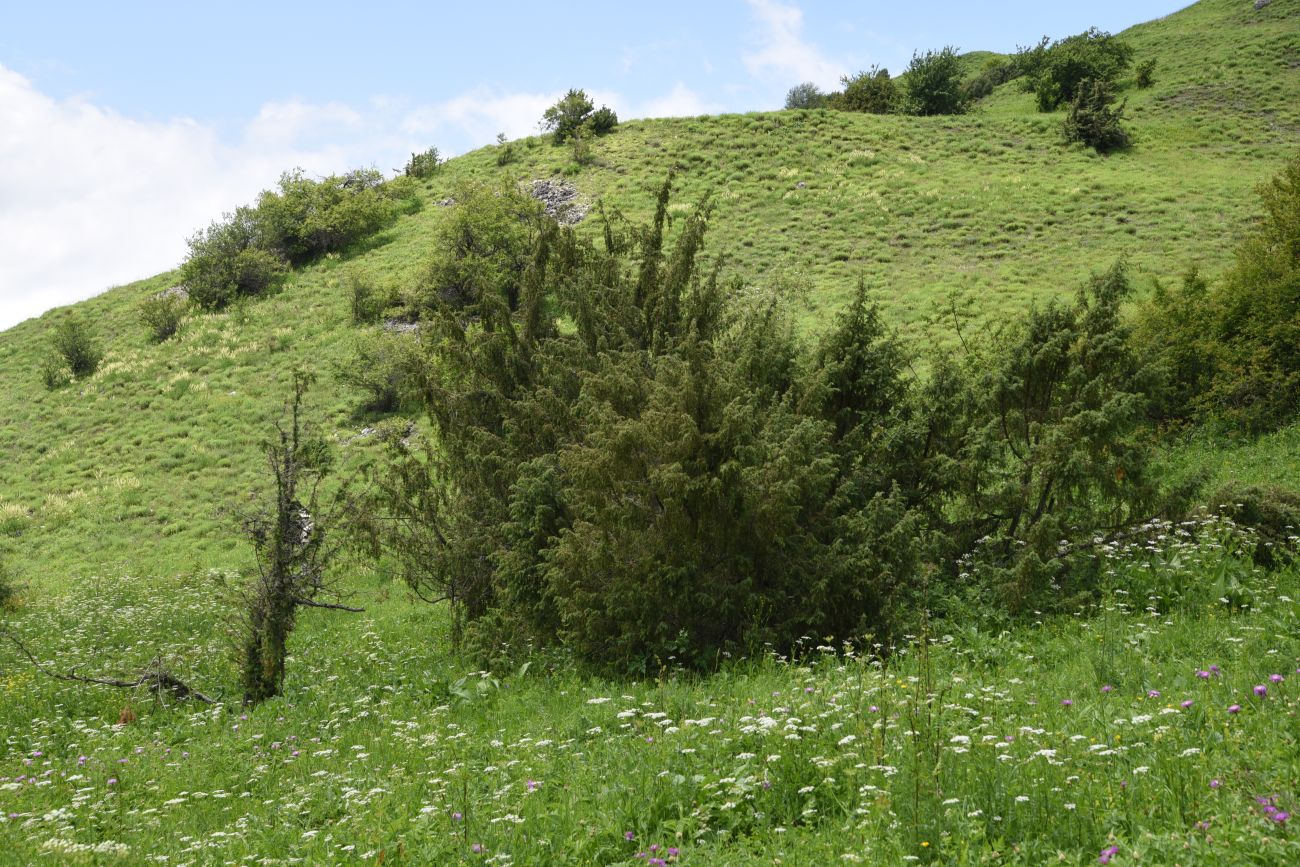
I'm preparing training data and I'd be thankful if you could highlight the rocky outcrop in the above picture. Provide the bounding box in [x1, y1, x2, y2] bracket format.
[527, 179, 588, 225]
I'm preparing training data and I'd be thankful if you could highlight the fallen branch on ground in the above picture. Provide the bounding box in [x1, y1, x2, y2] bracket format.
[2, 628, 216, 704]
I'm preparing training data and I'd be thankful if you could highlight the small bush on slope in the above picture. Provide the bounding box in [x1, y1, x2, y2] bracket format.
[138, 291, 188, 342]
[1063, 78, 1130, 153]
[402, 147, 440, 179]
[1017, 27, 1135, 112]
[924, 262, 1180, 614]
[541, 89, 618, 144]
[1136, 153, 1300, 432]
[181, 170, 416, 310]
[835, 67, 898, 114]
[41, 313, 101, 388]
[903, 47, 968, 115]
[784, 81, 827, 109]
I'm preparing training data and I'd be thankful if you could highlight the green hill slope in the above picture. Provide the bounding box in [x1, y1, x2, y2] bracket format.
[3, 2, 1300, 863]
[0, 0, 1297, 588]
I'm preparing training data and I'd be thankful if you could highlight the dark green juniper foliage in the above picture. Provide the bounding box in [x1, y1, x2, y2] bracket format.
[1136, 153, 1300, 431]
[927, 263, 1171, 611]
[1210, 153, 1300, 428]
[367, 178, 933, 670]
[1063, 79, 1130, 153]
[357, 178, 1183, 669]
[238, 371, 346, 705]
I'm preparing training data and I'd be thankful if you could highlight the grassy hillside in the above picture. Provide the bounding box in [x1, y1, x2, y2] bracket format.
[1, 0, 1297, 589]
[1, 0, 1299, 863]
[2, 532, 1297, 864]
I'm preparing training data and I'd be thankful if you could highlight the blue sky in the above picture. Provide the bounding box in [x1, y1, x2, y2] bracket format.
[0, 0, 1185, 329]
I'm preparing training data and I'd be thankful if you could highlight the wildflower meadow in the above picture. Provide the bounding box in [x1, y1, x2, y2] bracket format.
[2, 517, 1297, 864]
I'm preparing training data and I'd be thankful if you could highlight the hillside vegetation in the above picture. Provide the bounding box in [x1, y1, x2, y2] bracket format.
[2, 0, 1300, 863]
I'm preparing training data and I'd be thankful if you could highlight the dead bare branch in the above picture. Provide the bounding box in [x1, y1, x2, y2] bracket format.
[292, 597, 365, 612]
[2, 628, 215, 704]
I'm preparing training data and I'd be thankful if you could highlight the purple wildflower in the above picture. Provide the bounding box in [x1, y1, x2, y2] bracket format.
[1274, 811, 1290, 824]
[1210, 779, 1222, 789]
[1101, 684, 1114, 693]
[106, 778, 117, 786]
[1147, 690, 1161, 699]
[1228, 704, 1242, 714]
[471, 842, 483, 853]
[625, 831, 636, 841]
[1181, 700, 1194, 709]
[1196, 670, 1211, 680]
[1099, 844, 1120, 864]
[1062, 699, 1074, 707]
[1254, 685, 1268, 698]
[1209, 664, 1220, 674]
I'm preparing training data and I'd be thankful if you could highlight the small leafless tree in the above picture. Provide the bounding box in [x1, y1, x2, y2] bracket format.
[237, 370, 361, 705]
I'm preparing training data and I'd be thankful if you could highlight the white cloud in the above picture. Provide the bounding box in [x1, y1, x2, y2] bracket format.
[401, 88, 557, 145]
[633, 83, 721, 120]
[0, 66, 403, 331]
[742, 0, 843, 90]
[0, 69, 734, 332]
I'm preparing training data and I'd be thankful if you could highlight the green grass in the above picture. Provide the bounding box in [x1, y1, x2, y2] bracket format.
[2, 520, 1297, 864]
[1, 0, 1299, 862]
[0, 0, 1296, 589]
